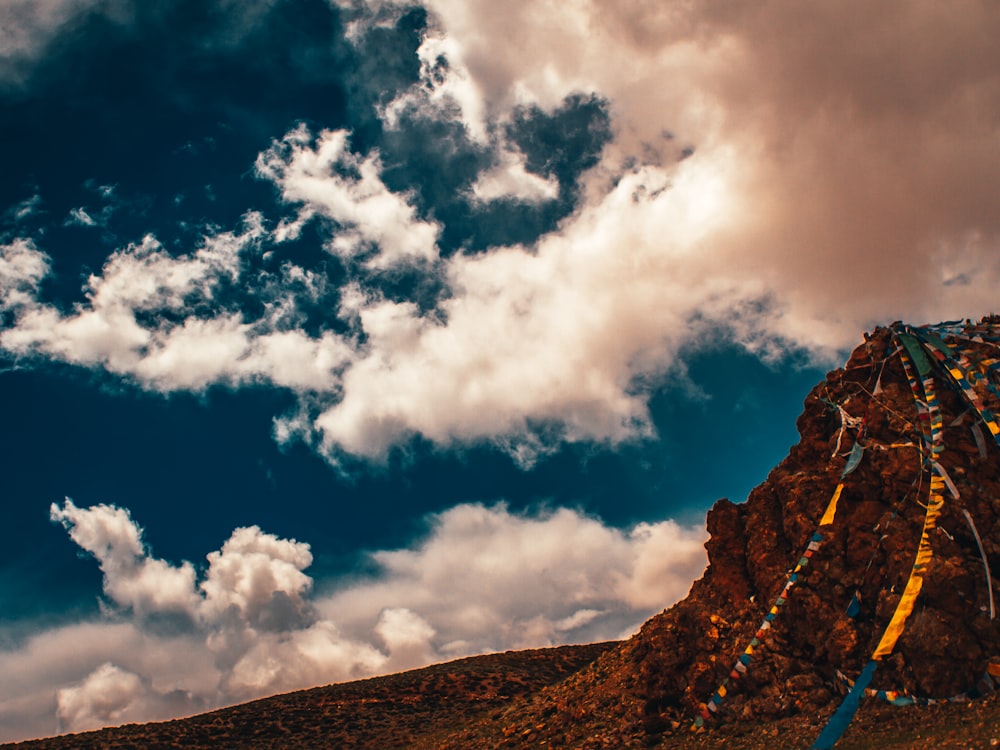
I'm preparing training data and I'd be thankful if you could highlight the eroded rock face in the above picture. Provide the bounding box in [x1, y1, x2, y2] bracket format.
[451, 321, 1000, 748]
[652, 323, 1000, 724]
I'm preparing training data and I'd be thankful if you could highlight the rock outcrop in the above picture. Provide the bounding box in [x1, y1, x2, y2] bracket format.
[442, 320, 1000, 748]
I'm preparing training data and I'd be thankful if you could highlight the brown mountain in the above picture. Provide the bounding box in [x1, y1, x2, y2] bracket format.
[6, 320, 1000, 749]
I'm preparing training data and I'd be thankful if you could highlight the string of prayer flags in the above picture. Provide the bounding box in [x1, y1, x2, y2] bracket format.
[691, 321, 1000, 745]
[692, 474, 851, 730]
[963, 509, 996, 620]
[812, 331, 946, 748]
[836, 667, 999, 707]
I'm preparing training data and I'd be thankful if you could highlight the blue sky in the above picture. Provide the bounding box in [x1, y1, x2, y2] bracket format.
[2, 0, 999, 741]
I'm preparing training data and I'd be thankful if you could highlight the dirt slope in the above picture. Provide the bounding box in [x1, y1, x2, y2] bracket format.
[2, 644, 614, 749]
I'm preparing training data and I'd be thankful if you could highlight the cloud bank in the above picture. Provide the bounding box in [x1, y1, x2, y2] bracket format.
[0, 499, 705, 741]
[396, 0, 1000, 342]
[4, 1, 1000, 465]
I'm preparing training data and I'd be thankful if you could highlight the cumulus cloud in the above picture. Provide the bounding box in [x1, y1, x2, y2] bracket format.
[215, 620, 387, 700]
[199, 525, 315, 629]
[0, 621, 216, 742]
[0, 499, 705, 741]
[255, 124, 441, 268]
[0, 127, 826, 466]
[342, 0, 1000, 341]
[310, 153, 763, 463]
[469, 147, 560, 204]
[3, 147, 744, 464]
[323, 503, 708, 652]
[278, 0, 1000, 460]
[378, 31, 489, 143]
[56, 662, 146, 733]
[7, 1, 1000, 464]
[373, 608, 437, 669]
[51, 500, 199, 618]
[0, 218, 352, 393]
[50, 500, 321, 635]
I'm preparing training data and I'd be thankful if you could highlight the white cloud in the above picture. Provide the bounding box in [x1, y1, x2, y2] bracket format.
[49, 500, 318, 632]
[0, 621, 217, 742]
[9, 3, 1000, 465]
[0, 217, 353, 393]
[255, 125, 440, 268]
[0, 238, 50, 312]
[0, 499, 706, 742]
[220, 621, 387, 699]
[555, 608, 605, 632]
[470, 148, 560, 204]
[0, 226, 252, 374]
[0, 147, 778, 466]
[64, 207, 97, 228]
[311, 154, 766, 463]
[50, 500, 200, 618]
[373, 607, 436, 670]
[346, 0, 1000, 343]
[544, 5, 1000, 316]
[199, 525, 314, 629]
[380, 32, 489, 143]
[56, 662, 146, 733]
[321, 502, 707, 651]
[252, 0, 1000, 462]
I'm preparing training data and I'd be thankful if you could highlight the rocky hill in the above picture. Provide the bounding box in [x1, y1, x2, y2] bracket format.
[6, 320, 1000, 749]
[438, 320, 1000, 749]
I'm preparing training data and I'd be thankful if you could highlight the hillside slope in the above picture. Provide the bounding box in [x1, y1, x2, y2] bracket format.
[7, 320, 1000, 750]
[2, 644, 615, 749]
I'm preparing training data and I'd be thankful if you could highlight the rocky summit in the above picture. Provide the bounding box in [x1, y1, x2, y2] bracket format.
[6, 319, 1000, 750]
[442, 319, 1000, 749]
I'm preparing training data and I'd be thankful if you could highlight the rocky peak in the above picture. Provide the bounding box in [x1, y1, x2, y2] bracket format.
[446, 319, 1000, 748]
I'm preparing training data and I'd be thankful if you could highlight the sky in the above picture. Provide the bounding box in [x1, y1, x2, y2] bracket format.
[1, 0, 999, 741]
